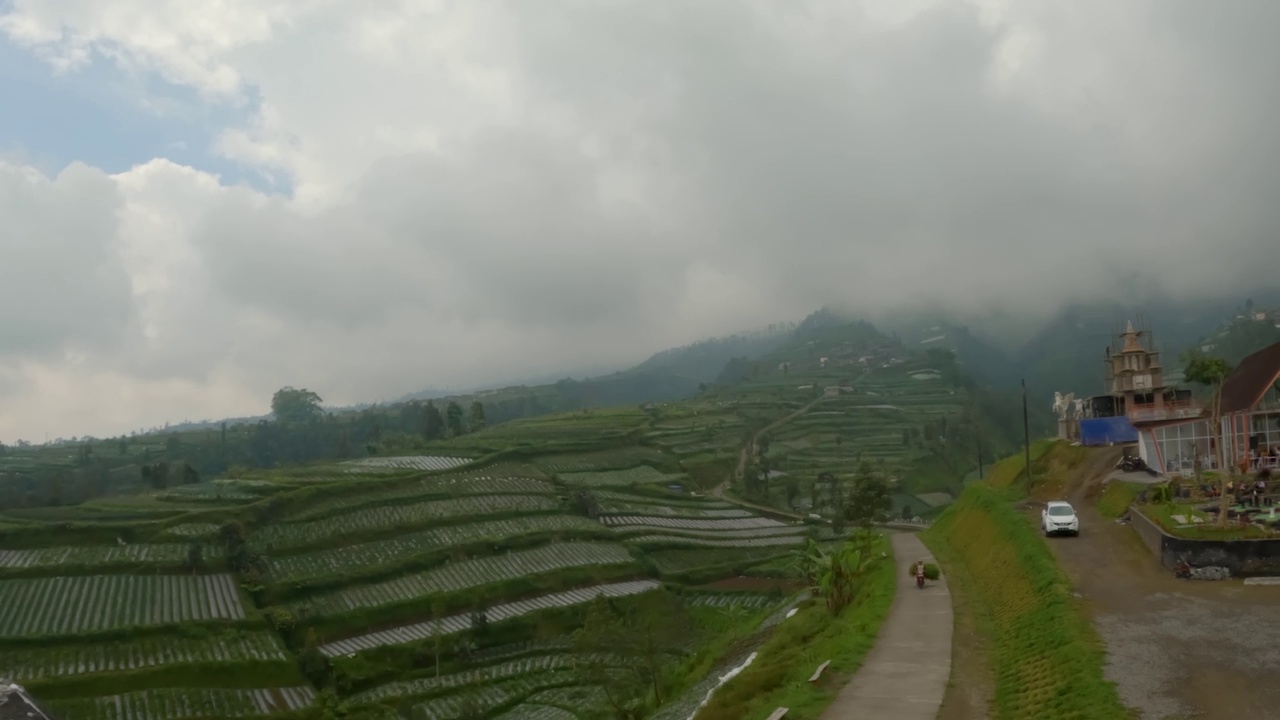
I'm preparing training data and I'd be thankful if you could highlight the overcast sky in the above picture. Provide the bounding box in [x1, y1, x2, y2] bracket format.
[1, 0, 1278, 443]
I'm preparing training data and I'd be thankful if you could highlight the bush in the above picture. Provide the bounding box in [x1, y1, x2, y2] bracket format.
[904, 562, 940, 580]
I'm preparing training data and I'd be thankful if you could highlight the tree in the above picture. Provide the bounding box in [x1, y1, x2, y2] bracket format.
[423, 402, 445, 440]
[271, 387, 324, 423]
[571, 591, 689, 717]
[431, 599, 448, 678]
[185, 542, 203, 574]
[446, 402, 465, 437]
[182, 463, 200, 485]
[843, 460, 892, 530]
[469, 401, 487, 432]
[1184, 355, 1234, 526]
[140, 461, 170, 490]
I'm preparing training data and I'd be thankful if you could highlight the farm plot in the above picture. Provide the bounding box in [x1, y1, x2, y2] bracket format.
[685, 592, 776, 610]
[351, 654, 590, 704]
[320, 579, 660, 657]
[1, 631, 289, 683]
[608, 524, 807, 540]
[599, 516, 786, 531]
[557, 466, 681, 487]
[624, 534, 805, 549]
[526, 687, 612, 717]
[0, 574, 244, 637]
[342, 455, 471, 473]
[289, 465, 554, 521]
[590, 490, 737, 509]
[535, 446, 671, 473]
[595, 499, 753, 519]
[297, 542, 636, 619]
[649, 546, 793, 576]
[46, 686, 316, 720]
[268, 515, 608, 584]
[492, 704, 577, 720]
[0, 543, 195, 570]
[408, 672, 582, 720]
[250, 494, 562, 552]
[160, 523, 220, 539]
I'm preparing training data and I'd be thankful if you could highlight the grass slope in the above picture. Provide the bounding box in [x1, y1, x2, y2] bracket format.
[922, 484, 1128, 720]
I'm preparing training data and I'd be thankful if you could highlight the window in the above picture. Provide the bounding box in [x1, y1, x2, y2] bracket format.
[1048, 506, 1074, 517]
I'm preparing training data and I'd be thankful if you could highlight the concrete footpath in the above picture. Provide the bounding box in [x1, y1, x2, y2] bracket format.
[821, 532, 953, 720]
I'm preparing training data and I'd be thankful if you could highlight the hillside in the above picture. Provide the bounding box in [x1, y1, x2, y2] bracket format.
[0, 312, 1026, 719]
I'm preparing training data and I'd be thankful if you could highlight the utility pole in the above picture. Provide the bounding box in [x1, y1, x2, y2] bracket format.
[1022, 379, 1033, 486]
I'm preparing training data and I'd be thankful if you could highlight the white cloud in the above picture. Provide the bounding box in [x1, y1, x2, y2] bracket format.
[1, 0, 1279, 442]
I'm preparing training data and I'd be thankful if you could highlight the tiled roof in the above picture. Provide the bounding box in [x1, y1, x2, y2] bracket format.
[0, 680, 57, 720]
[1216, 342, 1280, 415]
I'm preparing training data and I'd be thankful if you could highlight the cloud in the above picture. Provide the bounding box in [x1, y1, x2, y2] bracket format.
[1, 0, 1279, 442]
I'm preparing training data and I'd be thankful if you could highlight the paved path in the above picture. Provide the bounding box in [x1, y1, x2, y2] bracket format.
[821, 532, 952, 720]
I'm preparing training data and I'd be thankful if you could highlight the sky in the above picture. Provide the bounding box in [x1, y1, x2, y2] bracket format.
[1, 0, 1279, 444]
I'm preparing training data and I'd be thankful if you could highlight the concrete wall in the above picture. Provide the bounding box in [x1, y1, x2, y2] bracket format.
[1129, 507, 1280, 576]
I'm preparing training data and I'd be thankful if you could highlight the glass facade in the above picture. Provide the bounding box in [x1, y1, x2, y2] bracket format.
[1152, 420, 1218, 475]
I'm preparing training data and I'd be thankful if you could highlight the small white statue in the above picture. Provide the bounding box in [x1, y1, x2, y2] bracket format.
[1053, 392, 1066, 418]
[1072, 398, 1084, 419]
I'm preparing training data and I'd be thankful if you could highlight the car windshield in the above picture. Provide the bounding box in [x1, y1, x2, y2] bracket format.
[1048, 506, 1074, 517]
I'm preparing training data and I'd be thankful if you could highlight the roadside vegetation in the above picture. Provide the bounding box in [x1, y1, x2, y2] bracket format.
[923, 460, 1129, 719]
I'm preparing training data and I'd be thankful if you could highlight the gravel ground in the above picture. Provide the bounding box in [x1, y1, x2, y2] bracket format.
[1041, 477, 1280, 720]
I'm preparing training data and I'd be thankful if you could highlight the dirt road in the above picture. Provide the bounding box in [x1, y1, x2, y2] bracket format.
[1040, 451, 1280, 719]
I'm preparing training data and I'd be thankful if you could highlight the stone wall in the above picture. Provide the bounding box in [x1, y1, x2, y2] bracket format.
[1129, 506, 1280, 576]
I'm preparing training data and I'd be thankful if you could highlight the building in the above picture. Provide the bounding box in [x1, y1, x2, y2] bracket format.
[1078, 321, 1200, 454]
[1, 680, 57, 720]
[1141, 342, 1280, 476]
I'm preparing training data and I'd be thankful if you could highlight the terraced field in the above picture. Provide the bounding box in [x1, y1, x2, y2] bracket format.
[46, 686, 317, 720]
[293, 542, 636, 619]
[341, 455, 472, 472]
[1, 631, 290, 683]
[0, 574, 245, 637]
[320, 580, 661, 657]
[558, 465, 683, 487]
[0, 543, 198, 570]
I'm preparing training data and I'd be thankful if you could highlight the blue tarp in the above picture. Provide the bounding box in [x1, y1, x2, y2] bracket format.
[1080, 416, 1139, 446]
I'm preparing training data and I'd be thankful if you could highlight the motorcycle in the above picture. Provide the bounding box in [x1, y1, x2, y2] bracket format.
[915, 562, 926, 589]
[1174, 560, 1192, 579]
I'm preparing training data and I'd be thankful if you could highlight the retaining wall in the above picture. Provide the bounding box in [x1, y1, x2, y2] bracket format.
[1129, 506, 1280, 576]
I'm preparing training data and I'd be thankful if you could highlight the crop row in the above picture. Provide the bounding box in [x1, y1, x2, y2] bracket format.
[342, 455, 471, 472]
[352, 653, 584, 704]
[493, 704, 577, 720]
[600, 515, 785, 530]
[0, 543, 197, 570]
[590, 490, 736, 509]
[595, 500, 752, 519]
[46, 686, 316, 720]
[320, 579, 660, 657]
[649, 547, 793, 575]
[526, 687, 611, 716]
[289, 466, 555, 521]
[298, 542, 636, 619]
[535, 446, 671, 472]
[556, 466, 678, 487]
[609, 524, 805, 539]
[410, 672, 581, 720]
[625, 534, 805, 549]
[0, 574, 245, 638]
[161, 524, 220, 539]
[268, 515, 608, 584]
[1, 631, 289, 682]
[250, 494, 562, 552]
[685, 593, 776, 609]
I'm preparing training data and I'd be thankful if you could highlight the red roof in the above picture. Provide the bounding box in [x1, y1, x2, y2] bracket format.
[1215, 343, 1280, 415]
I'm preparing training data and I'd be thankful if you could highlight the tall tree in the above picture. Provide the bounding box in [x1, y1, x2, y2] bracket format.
[271, 387, 324, 423]
[469, 401, 487, 432]
[1184, 355, 1234, 526]
[424, 401, 445, 440]
[446, 401, 466, 437]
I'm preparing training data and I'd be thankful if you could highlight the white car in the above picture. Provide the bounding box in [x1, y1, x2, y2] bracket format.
[1042, 500, 1079, 537]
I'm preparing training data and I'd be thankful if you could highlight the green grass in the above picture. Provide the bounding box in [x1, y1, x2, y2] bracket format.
[1137, 503, 1272, 540]
[691, 533, 895, 720]
[1096, 481, 1146, 519]
[922, 484, 1129, 720]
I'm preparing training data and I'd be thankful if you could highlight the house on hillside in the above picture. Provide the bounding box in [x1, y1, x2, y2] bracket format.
[1079, 322, 1199, 450]
[1, 680, 57, 720]
[1136, 342, 1280, 476]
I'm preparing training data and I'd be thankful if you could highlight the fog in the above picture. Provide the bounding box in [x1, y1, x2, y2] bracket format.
[2, 0, 1279, 442]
